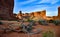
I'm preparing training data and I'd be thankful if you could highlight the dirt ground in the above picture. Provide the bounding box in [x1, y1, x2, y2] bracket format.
[0, 20, 60, 37]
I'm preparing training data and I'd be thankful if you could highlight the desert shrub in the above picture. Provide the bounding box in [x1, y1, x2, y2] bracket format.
[26, 19, 36, 26]
[38, 20, 48, 25]
[26, 25, 33, 33]
[0, 18, 4, 20]
[42, 31, 54, 37]
[27, 19, 34, 22]
[53, 20, 60, 25]
[0, 21, 3, 25]
[48, 20, 54, 23]
[29, 20, 36, 26]
[20, 23, 33, 33]
[48, 20, 60, 25]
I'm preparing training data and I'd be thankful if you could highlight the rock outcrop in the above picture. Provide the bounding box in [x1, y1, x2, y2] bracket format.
[58, 7, 60, 19]
[53, 7, 60, 20]
[16, 10, 46, 21]
[30, 10, 46, 21]
[16, 7, 60, 21]
[0, 0, 14, 20]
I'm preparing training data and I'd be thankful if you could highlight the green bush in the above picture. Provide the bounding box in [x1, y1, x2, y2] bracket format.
[48, 20, 54, 23]
[53, 20, 60, 25]
[0, 18, 4, 20]
[42, 31, 54, 37]
[0, 21, 3, 25]
[48, 20, 60, 25]
[27, 19, 34, 22]
[38, 20, 48, 25]
[26, 25, 33, 33]
[20, 23, 33, 33]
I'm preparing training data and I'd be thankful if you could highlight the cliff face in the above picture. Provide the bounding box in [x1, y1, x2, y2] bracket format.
[0, 0, 14, 20]
[16, 10, 46, 21]
[16, 7, 60, 20]
[58, 7, 60, 19]
[30, 10, 46, 20]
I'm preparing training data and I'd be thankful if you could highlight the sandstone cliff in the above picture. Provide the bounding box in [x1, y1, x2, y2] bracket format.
[16, 10, 47, 21]
[0, 0, 14, 20]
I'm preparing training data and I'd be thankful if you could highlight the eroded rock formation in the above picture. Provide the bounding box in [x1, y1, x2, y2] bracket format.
[16, 10, 46, 21]
[58, 7, 60, 19]
[0, 0, 14, 20]
[16, 7, 60, 21]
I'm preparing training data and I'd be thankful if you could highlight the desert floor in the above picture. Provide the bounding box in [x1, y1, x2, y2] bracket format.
[0, 20, 60, 37]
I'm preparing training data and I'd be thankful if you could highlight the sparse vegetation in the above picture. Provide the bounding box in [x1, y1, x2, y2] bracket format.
[38, 20, 48, 25]
[53, 20, 60, 25]
[0, 21, 3, 25]
[20, 23, 33, 33]
[42, 31, 54, 37]
[27, 19, 33, 22]
[48, 20, 54, 23]
[0, 18, 4, 20]
[48, 20, 60, 25]
[26, 24, 33, 33]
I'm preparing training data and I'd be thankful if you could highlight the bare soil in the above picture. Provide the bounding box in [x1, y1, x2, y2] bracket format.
[0, 20, 60, 37]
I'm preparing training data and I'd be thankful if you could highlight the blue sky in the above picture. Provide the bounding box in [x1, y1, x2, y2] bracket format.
[13, 0, 60, 16]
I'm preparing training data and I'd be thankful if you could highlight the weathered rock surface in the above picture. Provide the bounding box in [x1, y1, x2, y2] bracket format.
[16, 10, 46, 21]
[0, 0, 14, 20]
[58, 7, 60, 19]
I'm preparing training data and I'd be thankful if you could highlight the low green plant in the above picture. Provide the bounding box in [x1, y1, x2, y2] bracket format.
[53, 20, 60, 25]
[0, 21, 3, 25]
[26, 24, 33, 33]
[0, 18, 4, 20]
[49, 20, 54, 23]
[48, 20, 60, 25]
[27, 19, 34, 22]
[38, 20, 48, 25]
[20, 23, 33, 33]
[42, 31, 54, 37]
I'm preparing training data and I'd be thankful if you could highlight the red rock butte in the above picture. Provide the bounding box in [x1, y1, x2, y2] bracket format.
[16, 7, 60, 20]
[0, 0, 14, 20]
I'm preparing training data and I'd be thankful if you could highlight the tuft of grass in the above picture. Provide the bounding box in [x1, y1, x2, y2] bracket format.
[42, 31, 55, 37]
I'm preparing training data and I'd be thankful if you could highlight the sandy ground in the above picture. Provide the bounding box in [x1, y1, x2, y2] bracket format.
[0, 20, 60, 37]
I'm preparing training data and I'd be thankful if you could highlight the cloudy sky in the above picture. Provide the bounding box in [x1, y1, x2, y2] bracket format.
[13, 0, 60, 16]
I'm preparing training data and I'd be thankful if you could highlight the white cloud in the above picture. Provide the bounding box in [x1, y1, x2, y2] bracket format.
[18, 0, 36, 5]
[46, 11, 58, 16]
[39, 0, 59, 4]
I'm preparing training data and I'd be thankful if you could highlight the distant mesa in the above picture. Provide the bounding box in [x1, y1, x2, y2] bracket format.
[16, 7, 60, 21]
